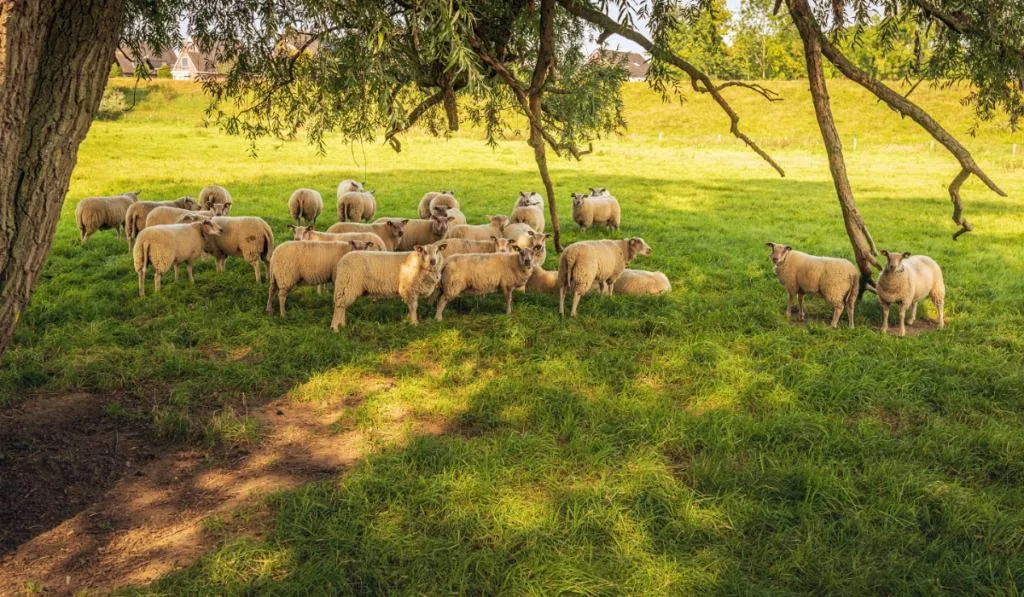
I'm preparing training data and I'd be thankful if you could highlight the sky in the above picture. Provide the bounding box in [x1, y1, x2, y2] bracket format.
[583, 0, 744, 55]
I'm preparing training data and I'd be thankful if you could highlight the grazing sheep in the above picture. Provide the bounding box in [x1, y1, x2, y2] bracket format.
[125, 196, 200, 246]
[510, 191, 545, 233]
[133, 219, 223, 296]
[876, 250, 946, 336]
[429, 236, 512, 256]
[766, 242, 860, 329]
[447, 215, 509, 242]
[75, 190, 140, 243]
[570, 191, 621, 232]
[147, 206, 214, 227]
[327, 219, 406, 251]
[417, 190, 458, 219]
[377, 214, 453, 250]
[199, 185, 233, 215]
[178, 214, 274, 283]
[558, 238, 652, 317]
[338, 190, 377, 222]
[331, 244, 447, 329]
[435, 247, 535, 321]
[288, 188, 324, 226]
[288, 225, 386, 251]
[433, 205, 468, 226]
[613, 269, 671, 295]
[265, 240, 374, 317]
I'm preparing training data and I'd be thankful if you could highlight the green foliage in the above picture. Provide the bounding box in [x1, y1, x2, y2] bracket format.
[157, 64, 172, 79]
[95, 87, 129, 120]
[109, 62, 124, 78]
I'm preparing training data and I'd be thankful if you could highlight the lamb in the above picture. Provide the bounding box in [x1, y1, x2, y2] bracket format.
[417, 190, 458, 219]
[337, 190, 377, 222]
[429, 236, 511, 256]
[75, 190, 140, 243]
[133, 219, 223, 296]
[434, 247, 535, 321]
[288, 188, 324, 226]
[509, 191, 545, 233]
[199, 185, 233, 215]
[446, 215, 509, 242]
[558, 238, 652, 317]
[377, 214, 453, 250]
[178, 214, 275, 283]
[876, 250, 945, 336]
[766, 242, 861, 329]
[125, 196, 200, 246]
[570, 191, 621, 232]
[288, 225, 386, 251]
[327, 219, 406, 251]
[331, 244, 447, 329]
[147, 206, 214, 227]
[265, 239, 374, 317]
[613, 269, 671, 295]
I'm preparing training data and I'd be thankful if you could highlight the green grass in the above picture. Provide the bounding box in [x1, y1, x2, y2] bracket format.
[9, 79, 1024, 593]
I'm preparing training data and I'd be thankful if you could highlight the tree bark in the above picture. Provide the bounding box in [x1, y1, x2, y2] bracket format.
[0, 0, 125, 358]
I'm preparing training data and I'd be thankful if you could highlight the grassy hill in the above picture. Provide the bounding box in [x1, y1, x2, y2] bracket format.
[2, 79, 1024, 593]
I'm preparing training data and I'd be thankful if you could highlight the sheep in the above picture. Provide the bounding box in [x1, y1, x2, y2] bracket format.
[75, 190, 140, 243]
[766, 242, 860, 329]
[327, 219, 406, 251]
[133, 219, 223, 296]
[125, 196, 200, 246]
[509, 191, 545, 233]
[613, 269, 671, 295]
[147, 206, 214, 227]
[265, 239, 374, 317]
[337, 179, 364, 195]
[178, 214, 275, 283]
[589, 187, 609, 196]
[331, 244, 447, 329]
[876, 250, 945, 336]
[288, 225, 386, 251]
[525, 267, 559, 294]
[558, 238, 652, 317]
[429, 236, 512, 256]
[377, 214, 453, 250]
[446, 215, 509, 241]
[503, 222, 538, 247]
[417, 190, 458, 219]
[288, 188, 323, 226]
[433, 205, 468, 226]
[434, 247, 536, 321]
[199, 185, 233, 215]
[338, 190, 377, 222]
[570, 191, 621, 232]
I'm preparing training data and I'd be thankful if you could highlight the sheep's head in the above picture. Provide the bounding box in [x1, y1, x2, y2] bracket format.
[766, 242, 792, 266]
[517, 192, 542, 207]
[627, 238, 652, 261]
[125, 190, 142, 202]
[430, 214, 455, 236]
[387, 219, 408, 241]
[177, 212, 209, 224]
[414, 244, 445, 273]
[348, 240, 371, 252]
[881, 250, 911, 274]
[214, 200, 232, 215]
[197, 219, 223, 237]
[287, 224, 312, 240]
[178, 196, 199, 210]
[528, 233, 548, 258]
[490, 236, 512, 253]
[487, 215, 509, 230]
[515, 246, 534, 270]
[589, 187, 608, 196]
[570, 193, 586, 207]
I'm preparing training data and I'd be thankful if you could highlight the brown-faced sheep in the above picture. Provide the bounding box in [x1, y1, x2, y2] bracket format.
[876, 250, 945, 336]
[766, 242, 860, 329]
[433, 205, 468, 226]
[133, 219, 223, 296]
[570, 191, 620, 232]
[446, 215, 509, 242]
[338, 190, 377, 222]
[288, 225, 386, 251]
[75, 191, 140, 243]
[417, 191, 458, 219]
[377, 214, 453, 250]
[178, 214, 274, 283]
[265, 240, 374, 317]
[288, 188, 323, 226]
[510, 191, 545, 233]
[435, 247, 535, 321]
[558, 238, 652, 317]
[327, 220, 406, 251]
[199, 185, 233, 215]
[125, 196, 200, 246]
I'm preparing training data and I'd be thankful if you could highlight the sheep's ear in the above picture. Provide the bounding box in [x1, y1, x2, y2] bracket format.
[287, 224, 296, 231]
[400, 219, 409, 225]
[414, 245, 425, 254]
[765, 242, 775, 249]
[490, 235, 498, 242]
[446, 216, 456, 223]
[436, 242, 448, 252]
[902, 251, 911, 258]
[880, 249, 889, 257]
[783, 245, 792, 253]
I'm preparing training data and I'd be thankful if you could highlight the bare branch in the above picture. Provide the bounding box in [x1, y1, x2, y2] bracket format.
[711, 81, 783, 102]
[950, 168, 973, 240]
[384, 90, 445, 152]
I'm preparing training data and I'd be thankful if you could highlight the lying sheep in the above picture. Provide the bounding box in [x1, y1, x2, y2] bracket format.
[147, 206, 214, 227]
[446, 215, 509, 242]
[75, 190, 140, 243]
[288, 225, 386, 251]
[510, 191, 545, 233]
[613, 269, 671, 295]
[766, 242, 860, 329]
[377, 214, 453, 250]
[288, 188, 323, 226]
[133, 219, 222, 296]
[199, 185, 233, 215]
[503, 222, 537, 247]
[435, 247, 535, 321]
[433, 205, 468, 226]
[876, 250, 945, 336]
[417, 191, 458, 219]
[525, 267, 559, 294]
[429, 236, 511, 256]
[571, 191, 620, 232]
[327, 220, 406, 251]
[558, 238, 652, 317]
[338, 190, 377, 222]
[331, 244, 447, 329]
[266, 240, 374, 317]
[125, 196, 200, 246]
[179, 214, 274, 283]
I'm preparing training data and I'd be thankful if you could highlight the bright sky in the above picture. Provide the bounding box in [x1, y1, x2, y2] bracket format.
[584, 0, 743, 55]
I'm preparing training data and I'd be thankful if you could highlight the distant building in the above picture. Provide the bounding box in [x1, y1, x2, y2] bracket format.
[171, 40, 224, 81]
[589, 49, 649, 81]
[273, 30, 321, 58]
[113, 45, 177, 77]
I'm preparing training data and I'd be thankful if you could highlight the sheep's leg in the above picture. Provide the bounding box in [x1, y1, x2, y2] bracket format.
[570, 291, 582, 317]
[907, 301, 919, 325]
[265, 279, 276, 314]
[330, 304, 346, 331]
[407, 296, 419, 325]
[435, 295, 449, 321]
[559, 286, 566, 317]
[897, 303, 908, 337]
[847, 297, 856, 329]
[785, 292, 794, 319]
[830, 304, 843, 329]
[217, 258, 226, 272]
[251, 260, 261, 283]
[137, 268, 146, 297]
[797, 292, 806, 321]
[278, 288, 288, 317]
[935, 297, 945, 330]
[173, 263, 179, 282]
[154, 271, 162, 294]
[187, 261, 194, 283]
[503, 288, 513, 315]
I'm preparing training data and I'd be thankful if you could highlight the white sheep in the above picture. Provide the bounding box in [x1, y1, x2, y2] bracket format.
[199, 185, 233, 215]
[147, 206, 214, 227]
[435, 247, 536, 321]
[502, 222, 537, 247]
[558, 238, 652, 317]
[377, 214, 453, 250]
[178, 214, 275, 283]
[766, 242, 861, 329]
[613, 269, 671, 295]
[589, 187, 609, 196]
[265, 239, 374, 317]
[331, 244, 447, 329]
[876, 250, 946, 336]
[125, 196, 200, 246]
[288, 225, 386, 251]
[509, 191, 545, 233]
[288, 188, 323, 226]
[429, 236, 512, 256]
[327, 219, 406, 251]
[432, 205, 468, 226]
[75, 190, 140, 243]
[417, 191, 458, 219]
[525, 267, 559, 294]
[133, 219, 223, 296]
[570, 191, 621, 232]
[337, 190, 377, 222]
[446, 215, 509, 242]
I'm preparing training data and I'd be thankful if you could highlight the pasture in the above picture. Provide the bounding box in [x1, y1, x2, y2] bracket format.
[2, 79, 1024, 593]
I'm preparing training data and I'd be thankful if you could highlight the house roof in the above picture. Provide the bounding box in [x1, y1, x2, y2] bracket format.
[275, 31, 321, 57]
[589, 49, 649, 79]
[174, 41, 222, 75]
[113, 44, 177, 75]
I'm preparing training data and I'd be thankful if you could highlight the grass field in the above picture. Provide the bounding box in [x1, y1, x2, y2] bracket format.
[5, 78, 1024, 593]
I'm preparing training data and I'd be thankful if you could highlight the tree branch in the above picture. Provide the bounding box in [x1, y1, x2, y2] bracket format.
[910, 0, 1024, 61]
[384, 89, 445, 152]
[711, 81, 783, 102]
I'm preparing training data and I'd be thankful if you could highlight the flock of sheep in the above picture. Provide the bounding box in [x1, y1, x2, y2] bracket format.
[74, 182, 670, 330]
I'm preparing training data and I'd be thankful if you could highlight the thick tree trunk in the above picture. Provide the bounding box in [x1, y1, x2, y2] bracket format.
[787, 0, 877, 289]
[0, 0, 124, 358]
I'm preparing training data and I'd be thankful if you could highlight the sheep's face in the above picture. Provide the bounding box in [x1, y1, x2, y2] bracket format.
[589, 187, 608, 196]
[571, 193, 586, 208]
[214, 201, 232, 215]
[348, 240, 370, 251]
[490, 236, 513, 253]
[288, 225, 313, 240]
[628, 238, 652, 259]
[881, 250, 912, 274]
[488, 215, 509, 230]
[515, 247, 534, 270]
[430, 215, 455, 236]
[179, 196, 199, 211]
[766, 242, 792, 266]
[414, 244, 445, 272]
[387, 219, 408, 241]
[199, 219, 223, 237]
[517, 192, 542, 207]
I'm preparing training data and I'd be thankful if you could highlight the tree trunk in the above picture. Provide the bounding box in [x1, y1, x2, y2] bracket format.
[529, 96, 562, 253]
[787, 0, 877, 290]
[0, 0, 124, 358]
